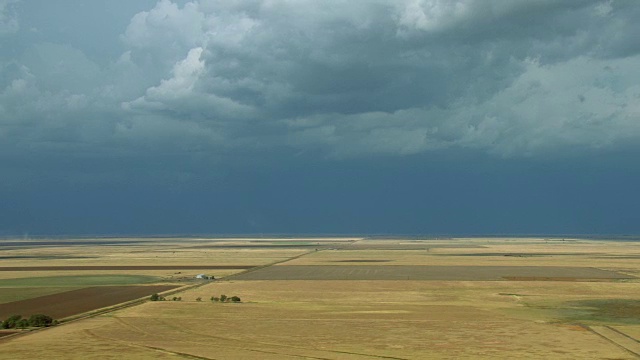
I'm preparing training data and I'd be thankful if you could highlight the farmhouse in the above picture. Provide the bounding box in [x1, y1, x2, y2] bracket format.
[195, 274, 213, 279]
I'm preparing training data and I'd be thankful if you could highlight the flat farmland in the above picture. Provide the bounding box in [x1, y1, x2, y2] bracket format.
[0, 274, 170, 305]
[232, 264, 633, 281]
[0, 265, 255, 271]
[0, 285, 179, 320]
[0, 275, 160, 287]
[334, 243, 487, 250]
[283, 240, 640, 275]
[3, 279, 640, 359]
[1, 237, 640, 359]
[0, 287, 80, 304]
[0, 238, 325, 281]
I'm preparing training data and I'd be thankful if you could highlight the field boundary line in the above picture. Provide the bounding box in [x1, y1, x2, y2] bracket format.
[84, 328, 218, 360]
[0, 249, 312, 344]
[222, 248, 324, 280]
[0, 282, 201, 344]
[59, 282, 206, 322]
[605, 326, 640, 344]
[585, 324, 640, 358]
[126, 343, 217, 360]
[153, 316, 411, 360]
[219, 239, 360, 281]
[122, 317, 338, 360]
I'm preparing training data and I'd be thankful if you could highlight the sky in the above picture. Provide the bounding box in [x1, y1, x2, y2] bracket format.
[1, 0, 639, 236]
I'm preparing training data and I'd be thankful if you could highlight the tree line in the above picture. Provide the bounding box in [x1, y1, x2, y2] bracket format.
[1, 314, 57, 329]
[149, 293, 241, 303]
[210, 294, 241, 302]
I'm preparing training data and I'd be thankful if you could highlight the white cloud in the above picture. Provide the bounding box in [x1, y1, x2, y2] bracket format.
[122, 0, 205, 51]
[393, 0, 565, 35]
[144, 47, 205, 101]
[123, 46, 256, 120]
[463, 56, 640, 156]
[395, 0, 473, 33]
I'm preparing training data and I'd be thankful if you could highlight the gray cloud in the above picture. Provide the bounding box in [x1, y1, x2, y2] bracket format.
[1, 0, 640, 164]
[0, 0, 18, 35]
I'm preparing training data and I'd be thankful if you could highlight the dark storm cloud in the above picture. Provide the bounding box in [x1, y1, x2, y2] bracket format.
[2, 0, 639, 164]
[1, 0, 640, 235]
[123, 0, 640, 157]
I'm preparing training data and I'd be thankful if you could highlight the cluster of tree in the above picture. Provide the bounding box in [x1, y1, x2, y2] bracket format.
[149, 294, 182, 301]
[150, 293, 241, 303]
[210, 294, 241, 303]
[1, 314, 56, 329]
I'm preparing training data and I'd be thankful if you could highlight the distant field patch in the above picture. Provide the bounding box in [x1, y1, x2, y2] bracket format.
[554, 299, 640, 325]
[0, 240, 145, 247]
[502, 277, 615, 281]
[335, 244, 486, 250]
[0, 265, 255, 271]
[249, 241, 320, 245]
[188, 244, 320, 249]
[332, 260, 392, 263]
[438, 252, 596, 257]
[232, 265, 633, 281]
[0, 287, 80, 304]
[0, 255, 97, 260]
[0, 275, 159, 287]
[0, 285, 178, 320]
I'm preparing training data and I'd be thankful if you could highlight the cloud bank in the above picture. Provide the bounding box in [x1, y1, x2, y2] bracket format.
[1, 0, 640, 163]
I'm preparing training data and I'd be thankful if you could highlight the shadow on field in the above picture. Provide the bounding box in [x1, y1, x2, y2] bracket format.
[559, 299, 640, 325]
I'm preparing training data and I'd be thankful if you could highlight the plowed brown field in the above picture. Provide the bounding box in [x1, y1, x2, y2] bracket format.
[0, 285, 178, 319]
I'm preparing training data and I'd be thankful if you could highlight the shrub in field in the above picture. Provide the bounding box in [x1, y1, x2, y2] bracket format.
[28, 314, 54, 327]
[211, 295, 241, 303]
[1, 314, 22, 329]
[16, 319, 29, 328]
[196, 297, 202, 302]
[150, 293, 160, 301]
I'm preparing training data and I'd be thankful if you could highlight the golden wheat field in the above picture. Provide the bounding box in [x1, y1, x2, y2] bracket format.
[1, 237, 640, 359]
